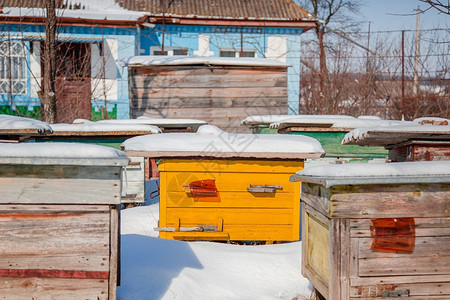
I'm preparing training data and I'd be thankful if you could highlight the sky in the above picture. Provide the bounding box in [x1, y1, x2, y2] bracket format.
[361, 0, 449, 32]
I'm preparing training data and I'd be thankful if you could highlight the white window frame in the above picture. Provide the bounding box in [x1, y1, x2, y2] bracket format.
[219, 48, 257, 58]
[150, 46, 189, 56]
[0, 41, 27, 95]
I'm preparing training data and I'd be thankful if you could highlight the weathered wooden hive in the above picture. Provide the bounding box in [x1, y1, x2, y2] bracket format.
[122, 125, 324, 242]
[119, 56, 290, 133]
[0, 142, 129, 299]
[341, 117, 450, 162]
[290, 161, 450, 300]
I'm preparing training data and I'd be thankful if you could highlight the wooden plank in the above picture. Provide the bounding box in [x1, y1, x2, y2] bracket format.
[131, 97, 287, 109]
[350, 281, 450, 298]
[164, 170, 298, 193]
[0, 277, 109, 299]
[166, 192, 298, 208]
[158, 159, 303, 173]
[329, 184, 450, 218]
[358, 255, 450, 276]
[130, 86, 287, 99]
[302, 264, 330, 299]
[301, 183, 331, 217]
[329, 218, 341, 300]
[130, 73, 287, 88]
[0, 177, 121, 205]
[358, 236, 450, 258]
[340, 219, 351, 300]
[350, 274, 450, 286]
[109, 205, 119, 299]
[0, 165, 121, 180]
[304, 212, 330, 285]
[350, 218, 450, 238]
[162, 224, 297, 241]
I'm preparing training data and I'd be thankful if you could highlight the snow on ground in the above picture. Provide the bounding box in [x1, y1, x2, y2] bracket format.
[119, 205, 313, 300]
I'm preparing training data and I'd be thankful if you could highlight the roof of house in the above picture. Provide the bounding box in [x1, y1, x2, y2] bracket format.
[1, 0, 315, 28]
[116, 0, 314, 21]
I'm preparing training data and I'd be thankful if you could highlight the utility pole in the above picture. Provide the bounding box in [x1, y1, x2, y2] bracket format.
[413, 6, 421, 95]
[43, 0, 57, 123]
[401, 30, 405, 118]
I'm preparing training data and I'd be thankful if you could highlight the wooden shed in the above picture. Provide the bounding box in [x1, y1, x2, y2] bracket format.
[341, 121, 450, 162]
[0, 142, 129, 299]
[290, 161, 450, 299]
[122, 125, 324, 242]
[119, 56, 290, 133]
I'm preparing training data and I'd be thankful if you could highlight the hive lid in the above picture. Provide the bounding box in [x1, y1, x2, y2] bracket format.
[0, 115, 53, 136]
[122, 125, 325, 160]
[118, 55, 291, 68]
[0, 142, 129, 166]
[49, 121, 161, 136]
[290, 161, 450, 187]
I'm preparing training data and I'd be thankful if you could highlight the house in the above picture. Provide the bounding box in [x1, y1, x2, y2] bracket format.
[0, 0, 316, 123]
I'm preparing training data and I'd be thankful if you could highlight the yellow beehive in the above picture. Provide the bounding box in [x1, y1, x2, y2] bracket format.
[123, 125, 324, 242]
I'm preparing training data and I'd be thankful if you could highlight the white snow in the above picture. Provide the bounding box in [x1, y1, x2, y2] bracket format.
[241, 114, 354, 125]
[270, 116, 410, 129]
[122, 125, 325, 157]
[0, 115, 52, 133]
[342, 123, 450, 145]
[291, 161, 450, 180]
[0, 142, 126, 159]
[51, 122, 161, 133]
[1, 1, 144, 21]
[119, 205, 313, 300]
[118, 56, 291, 68]
[74, 117, 207, 126]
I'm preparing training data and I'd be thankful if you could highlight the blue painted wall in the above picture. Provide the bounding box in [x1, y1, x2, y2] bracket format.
[1, 22, 305, 118]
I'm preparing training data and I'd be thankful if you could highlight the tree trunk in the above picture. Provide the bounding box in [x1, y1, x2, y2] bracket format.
[42, 0, 57, 123]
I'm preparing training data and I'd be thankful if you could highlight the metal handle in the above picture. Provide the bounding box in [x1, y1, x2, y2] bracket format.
[247, 185, 283, 193]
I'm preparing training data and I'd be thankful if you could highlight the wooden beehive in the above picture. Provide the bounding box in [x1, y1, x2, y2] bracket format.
[290, 161, 450, 299]
[122, 125, 324, 242]
[0, 143, 129, 299]
[122, 56, 290, 133]
[341, 123, 450, 162]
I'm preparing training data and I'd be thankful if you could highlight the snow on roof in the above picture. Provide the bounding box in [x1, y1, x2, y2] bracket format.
[0, 142, 129, 166]
[118, 56, 290, 68]
[122, 125, 325, 159]
[0, 115, 52, 134]
[73, 117, 207, 127]
[290, 161, 450, 187]
[413, 116, 449, 126]
[270, 116, 410, 130]
[241, 114, 354, 126]
[1, 0, 144, 21]
[50, 121, 161, 134]
[342, 123, 450, 147]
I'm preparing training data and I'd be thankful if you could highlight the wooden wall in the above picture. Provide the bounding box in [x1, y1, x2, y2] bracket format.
[128, 65, 288, 133]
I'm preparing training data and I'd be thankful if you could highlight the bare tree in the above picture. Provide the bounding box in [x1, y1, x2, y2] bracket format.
[41, 0, 57, 123]
[420, 0, 450, 14]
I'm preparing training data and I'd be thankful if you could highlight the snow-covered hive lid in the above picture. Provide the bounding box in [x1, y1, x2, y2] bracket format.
[270, 115, 409, 131]
[83, 117, 208, 128]
[290, 161, 450, 187]
[0, 142, 129, 166]
[50, 120, 161, 135]
[342, 117, 450, 147]
[118, 56, 291, 68]
[0, 115, 52, 135]
[241, 115, 355, 126]
[122, 125, 325, 160]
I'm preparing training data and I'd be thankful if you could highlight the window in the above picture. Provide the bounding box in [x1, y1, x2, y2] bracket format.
[0, 41, 27, 94]
[219, 49, 257, 58]
[150, 46, 188, 56]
